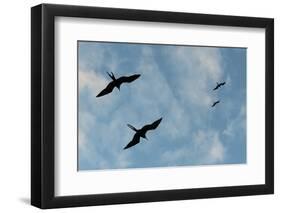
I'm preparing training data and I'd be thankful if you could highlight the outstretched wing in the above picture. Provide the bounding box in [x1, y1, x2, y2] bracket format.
[96, 81, 115, 97]
[211, 101, 220, 107]
[123, 134, 140, 150]
[141, 118, 162, 132]
[213, 85, 219, 90]
[118, 74, 141, 84]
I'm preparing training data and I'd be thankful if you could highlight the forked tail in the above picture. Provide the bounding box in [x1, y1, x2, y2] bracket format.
[127, 124, 137, 132]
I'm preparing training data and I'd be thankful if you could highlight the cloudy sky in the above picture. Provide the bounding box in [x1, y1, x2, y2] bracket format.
[78, 41, 246, 171]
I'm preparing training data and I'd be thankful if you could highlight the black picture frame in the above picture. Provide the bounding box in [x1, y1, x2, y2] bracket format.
[31, 3, 274, 209]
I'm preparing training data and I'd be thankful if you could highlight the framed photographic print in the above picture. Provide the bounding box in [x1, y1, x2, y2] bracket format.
[31, 3, 274, 209]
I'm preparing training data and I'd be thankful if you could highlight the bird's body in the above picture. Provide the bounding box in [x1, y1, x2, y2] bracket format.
[211, 100, 220, 107]
[96, 72, 141, 97]
[213, 82, 226, 90]
[124, 118, 162, 150]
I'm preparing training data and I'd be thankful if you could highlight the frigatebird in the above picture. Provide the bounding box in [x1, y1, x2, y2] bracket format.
[123, 118, 162, 150]
[211, 100, 220, 107]
[213, 82, 226, 91]
[96, 72, 141, 97]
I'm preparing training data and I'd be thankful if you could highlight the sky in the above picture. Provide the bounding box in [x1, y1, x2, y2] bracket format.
[78, 41, 246, 171]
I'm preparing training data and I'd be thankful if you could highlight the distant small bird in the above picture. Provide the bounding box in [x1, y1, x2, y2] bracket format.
[213, 82, 226, 91]
[211, 100, 220, 107]
[96, 72, 141, 97]
[123, 118, 162, 150]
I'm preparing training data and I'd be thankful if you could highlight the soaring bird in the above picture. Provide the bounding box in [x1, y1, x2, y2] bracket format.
[96, 72, 141, 97]
[213, 82, 226, 91]
[211, 100, 220, 107]
[123, 118, 162, 150]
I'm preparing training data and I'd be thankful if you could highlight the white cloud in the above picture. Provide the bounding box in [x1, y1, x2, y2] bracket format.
[223, 104, 246, 137]
[79, 70, 108, 95]
[160, 129, 226, 166]
[208, 133, 225, 162]
[78, 111, 133, 169]
[193, 48, 223, 81]
[160, 147, 192, 166]
[78, 43, 231, 170]
[165, 46, 223, 111]
[193, 129, 225, 163]
[133, 46, 190, 139]
[79, 43, 125, 73]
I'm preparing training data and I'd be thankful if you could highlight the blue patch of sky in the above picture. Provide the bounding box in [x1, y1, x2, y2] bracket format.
[78, 41, 246, 170]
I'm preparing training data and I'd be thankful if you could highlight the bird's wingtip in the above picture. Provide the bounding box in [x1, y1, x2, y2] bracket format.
[155, 117, 163, 124]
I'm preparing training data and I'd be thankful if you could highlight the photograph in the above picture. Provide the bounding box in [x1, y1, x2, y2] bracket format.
[78, 41, 247, 171]
[30, 3, 274, 208]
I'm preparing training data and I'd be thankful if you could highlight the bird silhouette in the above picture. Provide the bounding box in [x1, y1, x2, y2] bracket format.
[123, 118, 162, 150]
[96, 72, 141, 97]
[213, 82, 226, 90]
[211, 100, 220, 107]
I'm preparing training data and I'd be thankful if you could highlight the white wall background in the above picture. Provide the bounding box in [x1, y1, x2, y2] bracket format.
[0, 0, 279, 212]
